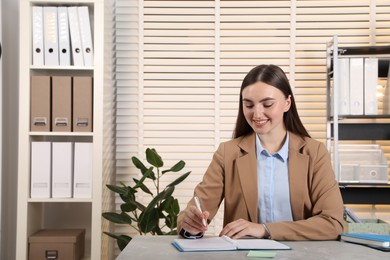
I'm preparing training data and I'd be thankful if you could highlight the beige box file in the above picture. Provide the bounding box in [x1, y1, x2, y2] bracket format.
[52, 76, 72, 132]
[29, 229, 85, 260]
[73, 76, 93, 132]
[344, 219, 389, 235]
[31, 76, 51, 131]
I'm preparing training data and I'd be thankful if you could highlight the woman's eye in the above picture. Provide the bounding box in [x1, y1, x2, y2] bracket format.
[263, 103, 273, 108]
[245, 105, 254, 108]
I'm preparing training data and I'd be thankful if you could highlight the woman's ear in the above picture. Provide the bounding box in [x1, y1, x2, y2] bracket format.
[284, 95, 292, 112]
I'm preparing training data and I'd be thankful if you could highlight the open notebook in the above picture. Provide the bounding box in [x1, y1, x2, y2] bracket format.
[172, 236, 291, 252]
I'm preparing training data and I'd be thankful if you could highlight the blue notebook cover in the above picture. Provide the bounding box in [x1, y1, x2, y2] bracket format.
[341, 233, 390, 248]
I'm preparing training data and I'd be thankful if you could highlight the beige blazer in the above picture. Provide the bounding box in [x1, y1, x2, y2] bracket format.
[179, 132, 344, 240]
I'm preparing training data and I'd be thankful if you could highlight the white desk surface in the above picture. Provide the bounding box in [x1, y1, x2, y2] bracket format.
[116, 235, 389, 260]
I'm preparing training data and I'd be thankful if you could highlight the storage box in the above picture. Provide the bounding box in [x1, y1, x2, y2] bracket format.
[29, 229, 85, 260]
[337, 144, 388, 183]
[344, 219, 390, 235]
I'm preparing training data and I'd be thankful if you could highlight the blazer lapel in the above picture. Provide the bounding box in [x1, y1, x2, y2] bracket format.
[236, 133, 258, 222]
[288, 133, 309, 220]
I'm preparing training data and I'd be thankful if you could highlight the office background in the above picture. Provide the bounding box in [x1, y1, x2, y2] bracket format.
[1, 0, 390, 259]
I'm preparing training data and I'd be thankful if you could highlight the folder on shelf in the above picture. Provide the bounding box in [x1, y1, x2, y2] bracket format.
[73, 142, 93, 198]
[68, 6, 84, 66]
[73, 76, 93, 132]
[31, 142, 51, 198]
[43, 6, 59, 66]
[52, 142, 73, 198]
[32, 6, 44, 66]
[31, 76, 51, 132]
[338, 58, 350, 115]
[349, 58, 364, 115]
[78, 6, 94, 67]
[52, 76, 72, 132]
[57, 6, 71, 66]
[364, 58, 378, 115]
[384, 64, 390, 114]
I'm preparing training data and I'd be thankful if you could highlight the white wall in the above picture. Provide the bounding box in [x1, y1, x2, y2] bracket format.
[1, 0, 19, 259]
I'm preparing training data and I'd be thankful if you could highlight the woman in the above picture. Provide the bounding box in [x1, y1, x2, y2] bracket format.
[177, 64, 344, 240]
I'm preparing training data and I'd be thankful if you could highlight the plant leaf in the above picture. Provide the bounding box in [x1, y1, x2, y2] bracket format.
[162, 160, 185, 174]
[138, 186, 175, 229]
[102, 212, 132, 225]
[167, 171, 191, 187]
[133, 177, 153, 195]
[106, 184, 128, 195]
[152, 225, 164, 235]
[131, 156, 148, 173]
[139, 208, 159, 233]
[116, 235, 132, 251]
[146, 148, 164, 168]
[165, 214, 178, 230]
[163, 197, 180, 216]
[120, 202, 137, 212]
[135, 201, 146, 211]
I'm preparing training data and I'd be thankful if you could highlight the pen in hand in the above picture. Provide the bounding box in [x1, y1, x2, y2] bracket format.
[194, 196, 207, 227]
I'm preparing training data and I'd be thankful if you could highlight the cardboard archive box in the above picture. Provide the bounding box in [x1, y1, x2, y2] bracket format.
[343, 219, 390, 235]
[29, 229, 85, 260]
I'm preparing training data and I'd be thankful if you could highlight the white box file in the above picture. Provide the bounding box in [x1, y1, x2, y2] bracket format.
[52, 142, 73, 198]
[364, 58, 378, 115]
[349, 58, 364, 115]
[337, 144, 388, 183]
[31, 142, 51, 198]
[73, 142, 93, 198]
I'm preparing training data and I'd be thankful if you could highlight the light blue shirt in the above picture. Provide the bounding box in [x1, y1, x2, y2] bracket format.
[256, 133, 293, 224]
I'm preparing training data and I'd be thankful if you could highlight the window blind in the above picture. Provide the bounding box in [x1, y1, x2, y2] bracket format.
[115, 0, 390, 250]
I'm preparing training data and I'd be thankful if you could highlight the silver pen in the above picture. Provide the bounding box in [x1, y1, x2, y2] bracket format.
[194, 196, 207, 227]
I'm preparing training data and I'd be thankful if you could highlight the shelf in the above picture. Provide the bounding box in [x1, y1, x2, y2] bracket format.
[30, 65, 94, 70]
[28, 198, 93, 203]
[30, 132, 93, 136]
[336, 45, 390, 56]
[339, 183, 390, 204]
[330, 123, 390, 140]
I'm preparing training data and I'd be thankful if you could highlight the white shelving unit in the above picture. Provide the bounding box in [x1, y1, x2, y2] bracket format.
[326, 35, 390, 182]
[16, 1, 116, 259]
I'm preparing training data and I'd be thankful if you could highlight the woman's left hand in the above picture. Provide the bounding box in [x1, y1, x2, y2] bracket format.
[219, 218, 266, 239]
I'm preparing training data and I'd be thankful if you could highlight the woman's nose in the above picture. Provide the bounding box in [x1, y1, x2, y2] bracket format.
[254, 104, 264, 117]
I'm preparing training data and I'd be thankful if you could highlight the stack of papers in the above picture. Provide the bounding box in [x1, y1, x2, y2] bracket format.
[340, 233, 390, 251]
[172, 236, 290, 252]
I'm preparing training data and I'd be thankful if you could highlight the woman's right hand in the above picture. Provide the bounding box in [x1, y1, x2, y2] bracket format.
[177, 205, 209, 235]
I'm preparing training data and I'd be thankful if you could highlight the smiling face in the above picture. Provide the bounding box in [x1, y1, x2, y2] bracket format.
[242, 81, 291, 139]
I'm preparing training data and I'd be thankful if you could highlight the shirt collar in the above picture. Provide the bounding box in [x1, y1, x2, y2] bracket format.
[256, 132, 289, 162]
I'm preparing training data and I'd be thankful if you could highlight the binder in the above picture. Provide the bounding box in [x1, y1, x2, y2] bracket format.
[32, 6, 44, 66]
[338, 58, 350, 115]
[57, 7, 71, 66]
[68, 6, 84, 66]
[43, 6, 59, 66]
[349, 58, 364, 115]
[78, 6, 94, 67]
[364, 58, 378, 115]
[31, 76, 51, 131]
[73, 76, 93, 132]
[52, 142, 73, 198]
[31, 142, 51, 198]
[52, 76, 72, 132]
[73, 142, 93, 198]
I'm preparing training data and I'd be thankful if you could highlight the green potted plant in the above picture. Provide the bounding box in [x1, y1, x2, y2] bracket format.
[102, 148, 191, 250]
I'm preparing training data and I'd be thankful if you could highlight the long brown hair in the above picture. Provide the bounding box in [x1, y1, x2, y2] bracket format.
[233, 64, 310, 139]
